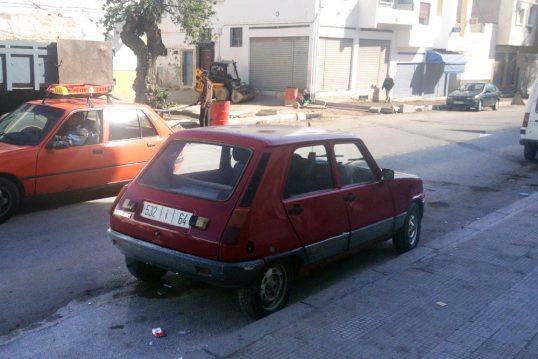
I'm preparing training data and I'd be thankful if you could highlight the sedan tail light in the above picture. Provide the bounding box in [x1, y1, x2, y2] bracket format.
[522, 112, 530, 128]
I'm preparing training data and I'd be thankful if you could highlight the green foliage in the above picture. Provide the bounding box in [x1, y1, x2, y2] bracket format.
[149, 87, 171, 109]
[101, 0, 214, 43]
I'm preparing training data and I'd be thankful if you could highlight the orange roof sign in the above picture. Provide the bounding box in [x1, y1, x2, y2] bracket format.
[46, 84, 110, 96]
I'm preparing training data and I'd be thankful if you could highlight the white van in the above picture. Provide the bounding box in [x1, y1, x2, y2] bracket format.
[521, 81, 538, 161]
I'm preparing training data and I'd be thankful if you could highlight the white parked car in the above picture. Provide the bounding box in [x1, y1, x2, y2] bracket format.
[521, 81, 538, 161]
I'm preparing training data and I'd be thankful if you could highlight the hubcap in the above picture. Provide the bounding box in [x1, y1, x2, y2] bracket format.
[407, 213, 418, 246]
[259, 266, 286, 311]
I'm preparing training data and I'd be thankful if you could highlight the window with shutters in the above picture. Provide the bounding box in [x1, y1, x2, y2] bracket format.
[230, 28, 243, 47]
[419, 2, 431, 25]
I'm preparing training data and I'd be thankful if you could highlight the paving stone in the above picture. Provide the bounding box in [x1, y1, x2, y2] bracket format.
[467, 339, 526, 359]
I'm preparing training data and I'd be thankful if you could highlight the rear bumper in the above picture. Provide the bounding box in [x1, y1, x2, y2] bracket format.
[108, 229, 265, 288]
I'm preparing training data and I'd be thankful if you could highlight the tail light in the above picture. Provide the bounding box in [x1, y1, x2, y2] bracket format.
[522, 112, 530, 128]
[109, 185, 129, 215]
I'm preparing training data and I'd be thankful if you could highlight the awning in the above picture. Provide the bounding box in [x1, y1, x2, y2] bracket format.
[425, 50, 466, 74]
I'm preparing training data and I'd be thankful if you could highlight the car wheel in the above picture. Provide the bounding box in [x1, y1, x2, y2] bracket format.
[446, 106, 452, 111]
[393, 203, 422, 254]
[524, 144, 538, 161]
[492, 99, 499, 111]
[476, 100, 483, 111]
[238, 260, 294, 319]
[125, 257, 167, 283]
[0, 178, 20, 224]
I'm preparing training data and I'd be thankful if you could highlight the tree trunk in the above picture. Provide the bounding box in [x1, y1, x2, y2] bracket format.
[120, 13, 166, 104]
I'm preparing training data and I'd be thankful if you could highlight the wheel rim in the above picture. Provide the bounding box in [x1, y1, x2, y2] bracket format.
[0, 187, 12, 217]
[407, 213, 418, 246]
[259, 265, 287, 311]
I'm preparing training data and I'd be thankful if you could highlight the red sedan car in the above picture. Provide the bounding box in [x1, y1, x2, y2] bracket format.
[0, 84, 172, 223]
[109, 125, 424, 318]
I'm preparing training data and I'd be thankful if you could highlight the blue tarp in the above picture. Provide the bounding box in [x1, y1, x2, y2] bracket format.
[425, 50, 466, 74]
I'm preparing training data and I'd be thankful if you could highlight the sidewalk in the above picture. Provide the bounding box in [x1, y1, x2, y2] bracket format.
[163, 93, 517, 128]
[185, 192, 538, 359]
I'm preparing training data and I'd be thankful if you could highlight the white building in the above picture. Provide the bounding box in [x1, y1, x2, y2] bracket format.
[211, 0, 498, 100]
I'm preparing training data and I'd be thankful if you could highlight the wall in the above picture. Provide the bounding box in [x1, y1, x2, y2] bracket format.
[212, 0, 317, 84]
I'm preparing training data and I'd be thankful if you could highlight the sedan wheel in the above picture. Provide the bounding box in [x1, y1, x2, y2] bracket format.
[0, 178, 20, 224]
[393, 203, 422, 253]
[238, 261, 294, 318]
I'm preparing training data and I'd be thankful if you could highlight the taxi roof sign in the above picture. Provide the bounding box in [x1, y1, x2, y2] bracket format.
[46, 84, 110, 97]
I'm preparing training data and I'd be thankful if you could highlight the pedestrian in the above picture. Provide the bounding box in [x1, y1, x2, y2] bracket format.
[196, 70, 213, 127]
[294, 88, 311, 109]
[381, 76, 395, 103]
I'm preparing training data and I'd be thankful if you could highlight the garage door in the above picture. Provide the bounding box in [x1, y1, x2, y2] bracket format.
[393, 63, 424, 98]
[316, 38, 353, 92]
[357, 39, 390, 90]
[250, 37, 309, 92]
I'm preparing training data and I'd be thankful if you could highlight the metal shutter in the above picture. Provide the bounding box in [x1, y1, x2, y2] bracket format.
[316, 38, 353, 92]
[250, 37, 309, 92]
[392, 63, 424, 98]
[357, 39, 390, 90]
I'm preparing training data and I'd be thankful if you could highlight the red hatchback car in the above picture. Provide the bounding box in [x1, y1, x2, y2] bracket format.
[0, 84, 172, 223]
[109, 125, 425, 317]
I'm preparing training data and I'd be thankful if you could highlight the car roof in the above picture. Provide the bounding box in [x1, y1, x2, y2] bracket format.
[27, 98, 144, 112]
[174, 125, 360, 146]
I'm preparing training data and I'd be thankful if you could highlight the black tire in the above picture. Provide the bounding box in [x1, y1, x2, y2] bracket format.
[125, 257, 167, 283]
[446, 106, 452, 111]
[0, 177, 21, 224]
[492, 99, 499, 111]
[524, 144, 538, 161]
[476, 100, 483, 111]
[238, 260, 294, 319]
[393, 203, 422, 253]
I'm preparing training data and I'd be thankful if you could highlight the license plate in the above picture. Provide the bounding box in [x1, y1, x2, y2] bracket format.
[141, 202, 193, 229]
[453, 101, 464, 104]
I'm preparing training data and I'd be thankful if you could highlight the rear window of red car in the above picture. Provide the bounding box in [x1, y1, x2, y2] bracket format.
[138, 140, 252, 201]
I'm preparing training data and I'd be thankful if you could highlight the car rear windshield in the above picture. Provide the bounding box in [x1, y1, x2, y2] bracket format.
[0, 104, 65, 146]
[138, 140, 252, 201]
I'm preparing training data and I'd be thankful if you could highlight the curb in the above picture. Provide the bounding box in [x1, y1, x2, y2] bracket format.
[184, 192, 538, 359]
[229, 112, 322, 125]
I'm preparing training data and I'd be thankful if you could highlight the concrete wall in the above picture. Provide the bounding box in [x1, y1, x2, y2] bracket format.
[212, 0, 317, 85]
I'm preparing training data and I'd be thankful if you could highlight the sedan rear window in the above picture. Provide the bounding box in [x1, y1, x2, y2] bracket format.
[138, 140, 252, 201]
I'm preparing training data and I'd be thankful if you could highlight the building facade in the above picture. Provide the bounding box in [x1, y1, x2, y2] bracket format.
[211, 0, 499, 100]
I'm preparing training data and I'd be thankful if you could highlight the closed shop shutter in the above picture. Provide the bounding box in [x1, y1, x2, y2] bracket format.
[357, 39, 390, 90]
[316, 38, 353, 92]
[393, 63, 424, 98]
[250, 37, 309, 92]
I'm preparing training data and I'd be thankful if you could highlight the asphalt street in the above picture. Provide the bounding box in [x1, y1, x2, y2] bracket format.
[0, 106, 536, 356]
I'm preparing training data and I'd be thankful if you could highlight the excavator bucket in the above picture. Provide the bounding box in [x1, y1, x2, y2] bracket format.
[231, 85, 256, 104]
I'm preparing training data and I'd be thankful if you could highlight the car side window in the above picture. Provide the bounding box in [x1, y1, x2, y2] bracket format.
[138, 110, 158, 137]
[56, 110, 103, 146]
[107, 108, 141, 141]
[284, 144, 334, 198]
[334, 143, 376, 186]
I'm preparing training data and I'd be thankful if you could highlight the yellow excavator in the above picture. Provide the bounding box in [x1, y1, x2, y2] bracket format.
[195, 60, 256, 104]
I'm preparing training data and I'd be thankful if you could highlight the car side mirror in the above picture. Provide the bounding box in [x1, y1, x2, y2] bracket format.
[382, 168, 394, 181]
[46, 139, 69, 149]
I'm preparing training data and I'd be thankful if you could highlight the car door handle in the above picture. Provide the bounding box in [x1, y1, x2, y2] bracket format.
[287, 205, 304, 215]
[343, 193, 356, 202]
[147, 142, 156, 148]
[92, 148, 103, 154]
